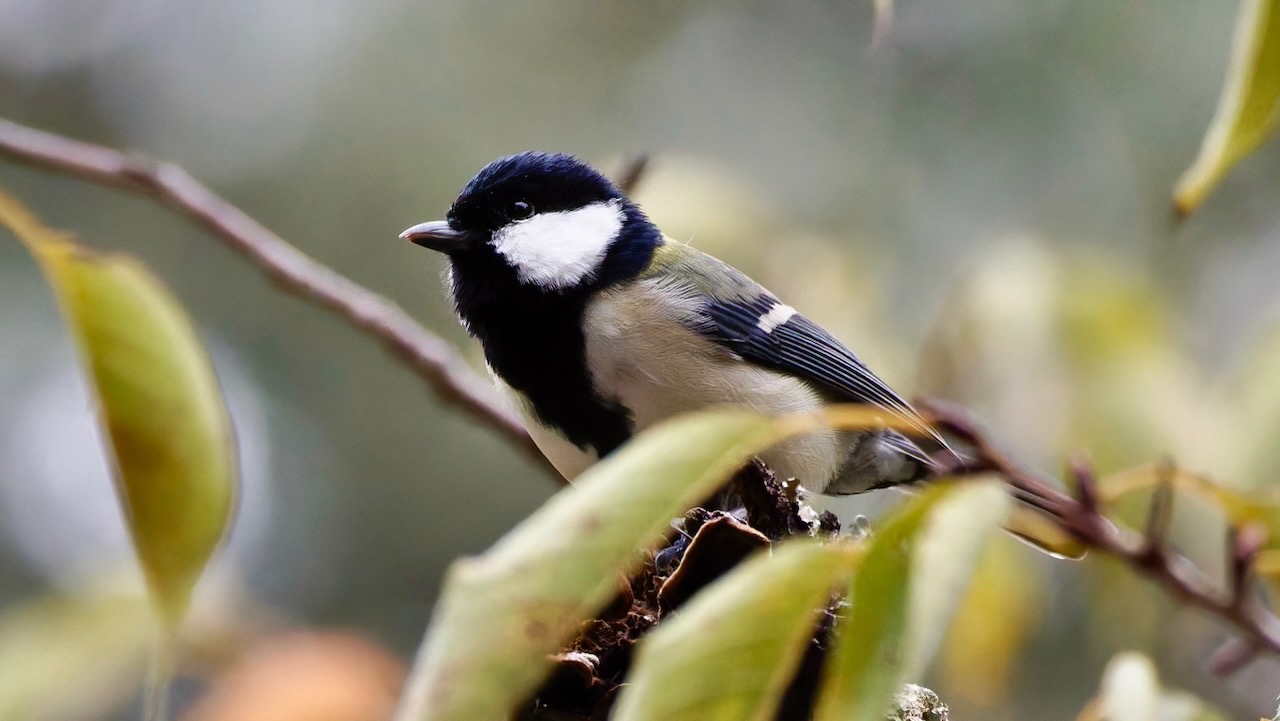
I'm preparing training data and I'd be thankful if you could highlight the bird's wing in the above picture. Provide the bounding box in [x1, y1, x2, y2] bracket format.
[700, 294, 943, 447]
[645, 241, 946, 455]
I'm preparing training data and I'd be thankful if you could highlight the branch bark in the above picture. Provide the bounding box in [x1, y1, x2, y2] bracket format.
[921, 399, 1280, 664]
[0, 117, 549, 473]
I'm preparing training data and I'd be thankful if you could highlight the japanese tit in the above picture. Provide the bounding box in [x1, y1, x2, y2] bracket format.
[401, 152, 946, 494]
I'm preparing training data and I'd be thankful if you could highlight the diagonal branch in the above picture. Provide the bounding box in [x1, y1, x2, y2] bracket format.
[921, 398, 1280, 664]
[0, 117, 548, 472]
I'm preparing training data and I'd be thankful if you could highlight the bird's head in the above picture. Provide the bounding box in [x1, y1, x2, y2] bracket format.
[401, 152, 660, 293]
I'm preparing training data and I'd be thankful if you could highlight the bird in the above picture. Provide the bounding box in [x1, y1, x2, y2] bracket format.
[400, 151, 947, 495]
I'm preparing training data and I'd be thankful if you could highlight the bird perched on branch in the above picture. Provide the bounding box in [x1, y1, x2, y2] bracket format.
[401, 152, 947, 494]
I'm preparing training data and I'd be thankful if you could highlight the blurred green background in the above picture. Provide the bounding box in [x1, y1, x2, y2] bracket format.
[2, 2, 1280, 719]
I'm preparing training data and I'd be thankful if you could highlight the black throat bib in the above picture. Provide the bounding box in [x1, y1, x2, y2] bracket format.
[448, 250, 634, 458]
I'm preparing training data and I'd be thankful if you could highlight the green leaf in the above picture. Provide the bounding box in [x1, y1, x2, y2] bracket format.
[1174, 0, 1280, 216]
[0, 589, 151, 721]
[396, 411, 783, 721]
[394, 406, 922, 721]
[613, 540, 863, 721]
[0, 191, 237, 633]
[903, 481, 1011, 679]
[1005, 505, 1089, 560]
[612, 482, 1007, 721]
[814, 483, 1002, 721]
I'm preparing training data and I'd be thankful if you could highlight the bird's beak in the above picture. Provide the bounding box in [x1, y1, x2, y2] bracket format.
[400, 220, 470, 253]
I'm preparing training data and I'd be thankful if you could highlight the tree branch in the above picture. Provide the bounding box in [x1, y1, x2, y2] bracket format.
[921, 398, 1280, 665]
[0, 117, 550, 473]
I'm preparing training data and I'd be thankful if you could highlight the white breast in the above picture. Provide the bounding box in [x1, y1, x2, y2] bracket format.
[577, 277, 842, 488]
[492, 376, 601, 480]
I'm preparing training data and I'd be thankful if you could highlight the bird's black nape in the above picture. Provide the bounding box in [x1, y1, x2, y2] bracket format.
[446, 152, 625, 234]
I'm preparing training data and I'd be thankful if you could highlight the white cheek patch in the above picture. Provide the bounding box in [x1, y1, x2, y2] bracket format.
[491, 200, 624, 290]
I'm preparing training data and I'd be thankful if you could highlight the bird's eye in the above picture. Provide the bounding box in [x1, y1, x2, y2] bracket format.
[506, 201, 534, 220]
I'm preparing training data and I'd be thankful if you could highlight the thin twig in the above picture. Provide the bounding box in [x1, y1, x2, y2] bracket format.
[0, 117, 549, 472]
[1143, 463, 1175, 551]
[920, 398, 1280, 664]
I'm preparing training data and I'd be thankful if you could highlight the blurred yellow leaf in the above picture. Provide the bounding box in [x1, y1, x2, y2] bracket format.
[0, 590, 151, 721]
[904, 481, 1011, 678]
[1006, 505, 1089, 560]
[1175, 0, 1280, 215]
[613, 540, 862, 721]
[0, 191, 237, 633]
[1100, 463, 1280, 543]
[1054, 258, 1216, 472]
[1220, 319, 1280, 489]
[940, 539, 1043, 709]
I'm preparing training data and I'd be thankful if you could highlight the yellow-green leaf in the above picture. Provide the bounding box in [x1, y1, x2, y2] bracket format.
[613, 481, 1007, 721]
[1174, 0, 1280, 215]
[394, 406, 922, 721]
[813, 484, 963, 721]
[395, 411, 779, 721]
[1221, 318, 1280, 490]
[1006, 505, 1089, 560]
[1100, 463, 1280, 545]
[0, 589, 151, 721]
[614, 540, 862, 721]
[0, 191, 237, 632]
[903, 481, 1011, 678]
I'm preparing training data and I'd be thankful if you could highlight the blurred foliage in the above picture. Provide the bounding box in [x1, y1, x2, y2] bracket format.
[0, 584, 150, 721]
[0, 192, 236, 635]
[2, 2, 1280, 720]
[938, 538, 1043, 708]
[180, 632, 403, 721]
[1075, 651, 1230, 721]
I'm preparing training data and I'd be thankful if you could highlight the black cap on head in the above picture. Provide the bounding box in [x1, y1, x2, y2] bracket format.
[446, 152, 624, 235]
